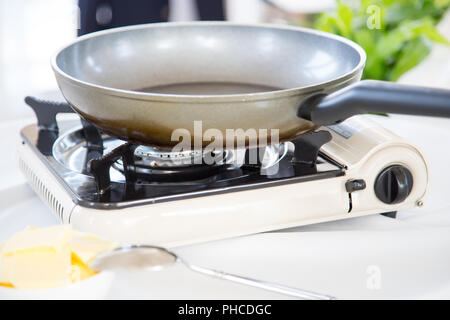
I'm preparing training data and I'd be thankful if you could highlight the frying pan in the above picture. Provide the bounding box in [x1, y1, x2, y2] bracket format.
[52, 22, 450, 149]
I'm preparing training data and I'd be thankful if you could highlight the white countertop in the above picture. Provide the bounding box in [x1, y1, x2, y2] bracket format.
[1, 113, 450, 299]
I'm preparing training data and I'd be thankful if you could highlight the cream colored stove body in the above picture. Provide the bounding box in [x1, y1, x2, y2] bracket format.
[18, 117, 428, 247]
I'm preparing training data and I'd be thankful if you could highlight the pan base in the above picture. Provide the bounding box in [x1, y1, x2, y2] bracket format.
[137, 82, 281, 95]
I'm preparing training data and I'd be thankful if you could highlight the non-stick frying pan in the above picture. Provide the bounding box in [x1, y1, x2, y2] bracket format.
[52, 22, 450, 149]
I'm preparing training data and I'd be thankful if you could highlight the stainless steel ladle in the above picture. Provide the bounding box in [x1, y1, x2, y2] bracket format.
[90, 245, 336, 300]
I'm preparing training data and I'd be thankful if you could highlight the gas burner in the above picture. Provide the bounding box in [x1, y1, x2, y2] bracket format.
[51, 119, 299, 188]
[124, 146, 234, 168]
[135, 147, 211, 167]
[112, 146, 239, 183]
[111, 145, 287, 173]
[111, 145, 236, 184]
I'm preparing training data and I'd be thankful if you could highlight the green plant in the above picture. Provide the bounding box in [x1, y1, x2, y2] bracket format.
[314, 0, 450, 81]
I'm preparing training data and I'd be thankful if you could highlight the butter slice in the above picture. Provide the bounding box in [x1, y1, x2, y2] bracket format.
[70, 252, 98, 283]
[0, 226, 115, 289]
[1, 225, 72, 255]
[0, 226, 73, 289]
[69, 232, 117, 264]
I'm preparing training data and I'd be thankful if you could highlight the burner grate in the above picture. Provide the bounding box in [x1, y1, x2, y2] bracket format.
[25, 96, 104, 159]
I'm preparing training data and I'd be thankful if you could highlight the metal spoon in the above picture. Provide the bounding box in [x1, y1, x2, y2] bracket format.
[90, 245, 336, 300]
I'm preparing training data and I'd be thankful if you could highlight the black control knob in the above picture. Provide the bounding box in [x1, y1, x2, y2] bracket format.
[374, 165, 413, 204]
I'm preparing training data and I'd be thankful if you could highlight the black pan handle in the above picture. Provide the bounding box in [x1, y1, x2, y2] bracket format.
[298, 80, 450, 126]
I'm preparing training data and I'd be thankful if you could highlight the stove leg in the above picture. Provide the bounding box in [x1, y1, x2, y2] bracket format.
[380, 211, 397, 219]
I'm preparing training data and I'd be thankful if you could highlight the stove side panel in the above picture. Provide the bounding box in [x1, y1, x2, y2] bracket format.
[17, 142, 77, 224]
[69, 176, 351, 247]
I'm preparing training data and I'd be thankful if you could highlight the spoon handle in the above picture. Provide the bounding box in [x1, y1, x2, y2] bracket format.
[187, 264, 336, 300]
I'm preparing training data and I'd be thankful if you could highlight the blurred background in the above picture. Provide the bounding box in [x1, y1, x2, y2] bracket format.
[0, 0, 449, 122]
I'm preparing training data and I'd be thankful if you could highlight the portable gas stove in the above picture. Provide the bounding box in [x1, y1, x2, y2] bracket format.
[17, 96, 428, 246]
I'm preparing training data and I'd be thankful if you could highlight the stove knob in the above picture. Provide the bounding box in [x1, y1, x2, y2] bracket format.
[374, 165, 413, 204]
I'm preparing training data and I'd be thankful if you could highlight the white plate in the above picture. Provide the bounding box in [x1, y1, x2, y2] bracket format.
[0, 271, 114, 300]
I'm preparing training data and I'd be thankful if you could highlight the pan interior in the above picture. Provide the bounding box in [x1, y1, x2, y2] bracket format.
[55, 23, 363, 95]
[137, 82, 281, 95]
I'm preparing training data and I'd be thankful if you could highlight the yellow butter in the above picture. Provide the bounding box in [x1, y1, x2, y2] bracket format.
[0, 225, 111, 289]
[0, 225, 73, 256]
[0, 282, 14, 288]
[69, 232, 117, 264]
[70, 252, 98, 283]
[0, 247, 72, 289]
[0, 226, 74, 289]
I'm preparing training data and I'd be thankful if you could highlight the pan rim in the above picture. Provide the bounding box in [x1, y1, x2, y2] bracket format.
[52, 21, 367, 103]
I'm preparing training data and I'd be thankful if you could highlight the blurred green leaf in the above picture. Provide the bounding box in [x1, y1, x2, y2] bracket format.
[388, 36, 432, 81]
[313, 0, 449, 81]
[315, 1, 354, 37]
[376, 26, 414, 59]
[411, 20, 450, 44]
[435, 0, 450, 8]
[314, 14, 341, 34]
[337, 1, 354, 37]
[354, 29, 376, 53]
